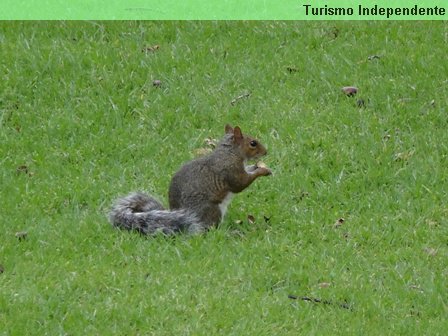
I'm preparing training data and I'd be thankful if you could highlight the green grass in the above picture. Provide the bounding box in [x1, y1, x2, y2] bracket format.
[1, 21, 447, 335]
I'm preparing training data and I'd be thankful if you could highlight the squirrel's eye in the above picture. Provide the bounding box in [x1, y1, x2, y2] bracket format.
[250, 140, 258, 147]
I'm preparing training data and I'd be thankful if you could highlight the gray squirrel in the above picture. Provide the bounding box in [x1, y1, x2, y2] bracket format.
[109, 124, 272, 235]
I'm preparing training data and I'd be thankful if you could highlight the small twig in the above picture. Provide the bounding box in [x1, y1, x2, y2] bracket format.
[288, 295, 352, 310]
[142, 45, 160, 53]
[286, 66, 299, 73]
[368, 55, 381, 61]
[230, 92, 251, 106]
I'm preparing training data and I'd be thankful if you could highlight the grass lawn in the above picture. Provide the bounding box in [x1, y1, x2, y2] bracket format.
[1, 21, 447, 335]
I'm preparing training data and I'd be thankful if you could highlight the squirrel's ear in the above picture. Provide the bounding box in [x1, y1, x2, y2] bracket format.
[233, 126, 243, 141]
[225, 124, 234, 134]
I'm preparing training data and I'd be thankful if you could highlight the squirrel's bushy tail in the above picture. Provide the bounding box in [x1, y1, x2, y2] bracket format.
[109, 192, 203, 235]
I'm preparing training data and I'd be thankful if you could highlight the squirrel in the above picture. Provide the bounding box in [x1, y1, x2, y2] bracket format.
[109, 124, 272, 235]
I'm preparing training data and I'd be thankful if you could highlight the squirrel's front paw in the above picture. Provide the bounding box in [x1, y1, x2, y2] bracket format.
[256, 162, 272, 176]
[257, 167, 272, 176]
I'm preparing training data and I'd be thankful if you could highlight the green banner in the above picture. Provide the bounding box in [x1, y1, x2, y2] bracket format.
[1, 0, 447, 19]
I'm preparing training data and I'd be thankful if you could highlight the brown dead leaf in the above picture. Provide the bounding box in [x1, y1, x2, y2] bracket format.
[330, 26, 339, 39]
[16, 165, 28, 174]
[334, 218, 345, 228]
[142, 45, 160, 53]
[394, 150, 414, 162]
[247, 215, 255, 224]
[318, 282, 331, 288]
[342, 86, 358, 96]
[15, 231, 28, 241]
